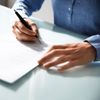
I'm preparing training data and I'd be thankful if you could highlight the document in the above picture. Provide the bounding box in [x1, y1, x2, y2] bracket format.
[0, 28, 82, 83]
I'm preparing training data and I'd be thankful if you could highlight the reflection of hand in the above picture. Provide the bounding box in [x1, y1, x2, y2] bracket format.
[12, 18, 39, 42]
[38, 42, 96, 72]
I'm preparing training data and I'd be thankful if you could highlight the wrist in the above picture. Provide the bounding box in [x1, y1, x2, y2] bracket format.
[84, 41, 97, 61]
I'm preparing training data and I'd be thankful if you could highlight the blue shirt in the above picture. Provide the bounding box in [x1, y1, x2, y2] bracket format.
[13, 0, 100, 60]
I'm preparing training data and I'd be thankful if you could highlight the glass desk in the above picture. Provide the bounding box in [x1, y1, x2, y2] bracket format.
[0, 5, 100, 100]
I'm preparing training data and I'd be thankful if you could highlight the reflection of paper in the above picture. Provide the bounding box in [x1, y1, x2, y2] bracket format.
[0, 28, 82, 83]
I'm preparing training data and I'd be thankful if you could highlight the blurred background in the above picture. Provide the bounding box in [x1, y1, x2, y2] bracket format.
[0, 0, 53, 23]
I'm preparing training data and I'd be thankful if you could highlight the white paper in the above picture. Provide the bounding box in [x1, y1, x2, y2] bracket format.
[0, 28, 82, 83]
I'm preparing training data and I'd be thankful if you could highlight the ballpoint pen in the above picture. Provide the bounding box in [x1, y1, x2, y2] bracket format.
[14, 10, 32, 30]
[14, 9, 39, 38]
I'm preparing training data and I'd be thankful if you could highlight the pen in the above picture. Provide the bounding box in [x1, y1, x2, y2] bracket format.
[14, 10, 32, 30]
[14, 10, 39, 38]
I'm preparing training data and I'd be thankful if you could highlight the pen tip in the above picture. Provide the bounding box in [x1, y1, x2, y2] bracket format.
[14, 9, 16, 12]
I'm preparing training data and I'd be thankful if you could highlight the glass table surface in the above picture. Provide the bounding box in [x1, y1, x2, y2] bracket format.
[0, 5, 100, 100]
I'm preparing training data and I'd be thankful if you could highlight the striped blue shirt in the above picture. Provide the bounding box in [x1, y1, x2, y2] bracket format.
[13, 0, 100, 60]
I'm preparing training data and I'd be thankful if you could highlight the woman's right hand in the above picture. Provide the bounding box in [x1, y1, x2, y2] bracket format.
[12, 18, 39, 42]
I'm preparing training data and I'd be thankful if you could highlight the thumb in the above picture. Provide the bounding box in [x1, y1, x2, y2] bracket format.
[31, 23, 39, 37]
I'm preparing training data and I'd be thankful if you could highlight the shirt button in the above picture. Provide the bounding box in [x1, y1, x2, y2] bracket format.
[68, 7, 71, 11]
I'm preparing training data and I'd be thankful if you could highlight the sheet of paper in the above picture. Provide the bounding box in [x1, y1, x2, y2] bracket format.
[0, 36, 46, 83]
[0, 28, 82, 83]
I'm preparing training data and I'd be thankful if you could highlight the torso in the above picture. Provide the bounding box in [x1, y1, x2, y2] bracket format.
[52, 0, 100, 35]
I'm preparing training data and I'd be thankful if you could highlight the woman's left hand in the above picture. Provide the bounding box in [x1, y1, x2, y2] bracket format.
[38, 42, 96, 72]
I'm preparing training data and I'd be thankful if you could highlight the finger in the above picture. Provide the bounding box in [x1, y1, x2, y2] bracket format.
[12, 25, 22, 35]
[13, 25, 37, 41]
[38, 49, 68, 65]
[42, 55, 75, 69]
[24, 19, 39, 36]
[42, 55, 67, 69]
[38, 48, 77, 65]
[49, 43, 79, 50]
[47, 44, 71, 52]
[30, 24, 39, 37]
[57, 60, 78, 72]
[15, 21, 36, 36]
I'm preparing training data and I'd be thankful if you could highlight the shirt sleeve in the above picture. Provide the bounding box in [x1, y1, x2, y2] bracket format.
[85, 34, 100, 60]
[12, 0, 44, 17]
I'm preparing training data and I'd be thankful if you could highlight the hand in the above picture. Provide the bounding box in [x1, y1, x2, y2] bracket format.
[12, 18, 39, 42]
[38, 42, 96, 72]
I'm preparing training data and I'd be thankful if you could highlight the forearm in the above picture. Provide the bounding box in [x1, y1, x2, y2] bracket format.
[12, 0, 44, 17]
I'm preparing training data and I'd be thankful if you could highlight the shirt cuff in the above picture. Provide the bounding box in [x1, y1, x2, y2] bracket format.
[85, 34, 100, 60]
